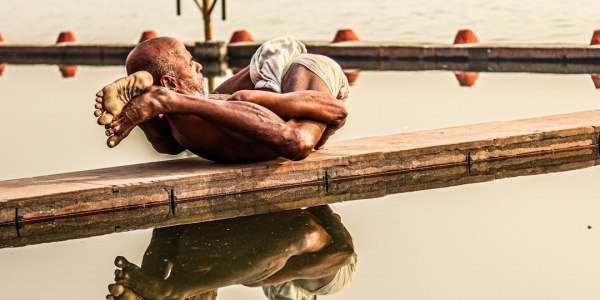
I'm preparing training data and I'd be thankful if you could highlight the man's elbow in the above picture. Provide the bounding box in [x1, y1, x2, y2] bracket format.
[281, 129, 313, 161]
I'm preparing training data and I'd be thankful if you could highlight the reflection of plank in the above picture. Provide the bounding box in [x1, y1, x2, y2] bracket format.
[1, 110, 600, 248]
[0, 58, 228, 77]
[1, 147, 597, 248]
[0, 42, 224, 60]
[228, 58, 600, 74]
[229, 41, 600, 61]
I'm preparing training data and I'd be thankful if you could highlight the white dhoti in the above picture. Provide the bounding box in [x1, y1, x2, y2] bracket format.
[262, 253, 358, 300]
[249, 36, 349, 102]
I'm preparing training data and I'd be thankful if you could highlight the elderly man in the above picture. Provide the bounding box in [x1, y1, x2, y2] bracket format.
[94, 36, 348, 162]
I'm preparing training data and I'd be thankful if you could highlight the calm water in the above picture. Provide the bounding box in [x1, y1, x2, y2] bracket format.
[1, 65, 600, 299]
[2, 1, 600, 298]
[1, 65, 599, 180]
[1, 166, 599, 299]
[2, 0, 600, 44]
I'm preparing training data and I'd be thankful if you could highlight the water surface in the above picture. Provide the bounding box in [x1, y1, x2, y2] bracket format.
[2, 0, 600, 44]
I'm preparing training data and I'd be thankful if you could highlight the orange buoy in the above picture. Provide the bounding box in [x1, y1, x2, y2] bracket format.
[56, 31, 76, 45]
[139, 30, 158, 43]
[591, 74, 600, 89]
[591, 30, 600, 45]
[332, 29, 359, 43]
[343, 69, 360, 86]
[0, 33, 4, 43]
[59, 65, 78, 78]
[0, 64, 5, 76]
[229, 30, 253, 44]
[453, 29, 479, 45]
[454, 72, 479, 87]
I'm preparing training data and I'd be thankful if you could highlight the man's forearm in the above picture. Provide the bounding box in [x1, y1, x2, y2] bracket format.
[228, 90, 347, 126]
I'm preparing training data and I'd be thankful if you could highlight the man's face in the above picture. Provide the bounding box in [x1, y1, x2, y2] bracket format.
[172, 43, 206, 96]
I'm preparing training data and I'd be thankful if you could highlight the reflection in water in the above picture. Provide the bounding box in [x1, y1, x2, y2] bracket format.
[454, 71, 479, 87]
[208, 77, 216, 93]
[343, 70, 360, 86]
[107, 206, 356, 300]
[590, 74, 600, 89]
[58, 65, 78, 78]
[0, 64, 4, 76]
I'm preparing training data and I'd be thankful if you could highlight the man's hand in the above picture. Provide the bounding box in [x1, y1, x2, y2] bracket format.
[314, 117, 346, 150]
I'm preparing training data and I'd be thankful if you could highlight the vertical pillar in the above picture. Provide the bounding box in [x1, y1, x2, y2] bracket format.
[203, 0, 213, 41]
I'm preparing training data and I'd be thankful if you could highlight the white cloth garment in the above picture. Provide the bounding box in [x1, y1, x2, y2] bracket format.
[262, 253, 357, 300]
[249, 36, 349, 101]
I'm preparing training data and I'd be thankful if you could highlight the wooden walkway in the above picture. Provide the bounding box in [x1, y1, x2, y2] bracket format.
[1, 110, 599, 247]
[2, 41, 600, 63]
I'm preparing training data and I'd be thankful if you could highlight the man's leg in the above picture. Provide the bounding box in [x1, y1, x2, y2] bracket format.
[281, 62, 347, 149]
[105, 87, 326, 161]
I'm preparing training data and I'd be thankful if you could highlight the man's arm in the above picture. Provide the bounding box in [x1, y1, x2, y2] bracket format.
[227, 89, 347, 126]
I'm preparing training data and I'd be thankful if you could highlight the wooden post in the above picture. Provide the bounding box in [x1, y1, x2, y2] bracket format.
[203, 0, 212, 41]
[221, 0, 226, 20]
[193, 0, 215, 41]
[208, 77, 215, 93]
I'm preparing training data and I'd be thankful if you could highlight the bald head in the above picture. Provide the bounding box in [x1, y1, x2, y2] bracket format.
[126, 37, 188, 85]
[125, 36, 205, 95]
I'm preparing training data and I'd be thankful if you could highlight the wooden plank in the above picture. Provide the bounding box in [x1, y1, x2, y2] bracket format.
[0, 110, 599, 227]
[1, 146, 597, 248]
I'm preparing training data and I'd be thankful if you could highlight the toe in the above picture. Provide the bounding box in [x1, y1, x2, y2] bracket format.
[115, 269, 124, 278]
[108, 283, 125, 296]
[96, 97, 103, 103]
[97, 90, 104, 97]
[95, 103, 103, 109]
[98, 113, 114, 125]
[107, 137, 119, 148]
[106, 295, 115, 300]
[115, 256, 129, 268]
[94, 110, 103, 117]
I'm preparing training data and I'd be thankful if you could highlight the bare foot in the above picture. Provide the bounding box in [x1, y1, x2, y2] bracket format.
[109, 256, 175, 300]
[95, 71, 154, 125]
[104, 87, 167, 148]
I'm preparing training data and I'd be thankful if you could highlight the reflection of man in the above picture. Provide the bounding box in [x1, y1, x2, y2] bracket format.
[94, 36, 348, 162]
[258, 206, 357, 300]
[106, 206, 356, 300]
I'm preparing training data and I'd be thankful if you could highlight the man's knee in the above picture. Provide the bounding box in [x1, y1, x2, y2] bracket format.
[280, 127, 315, 161]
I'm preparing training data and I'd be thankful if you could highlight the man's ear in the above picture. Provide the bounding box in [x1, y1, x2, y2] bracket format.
[159, 75, 179, 92]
